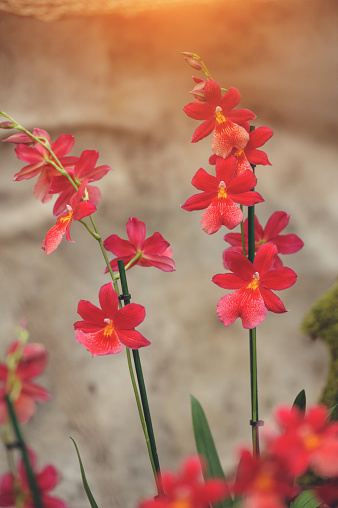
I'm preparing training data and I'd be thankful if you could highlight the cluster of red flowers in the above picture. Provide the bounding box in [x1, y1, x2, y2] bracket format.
[181, 75, 303, 329]
[0, 337, 69, 507]
[4, 128, 176, 357]
[139, 404, 338, 508]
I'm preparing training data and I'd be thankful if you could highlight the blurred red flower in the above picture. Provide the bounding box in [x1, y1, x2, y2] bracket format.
[104, 217, 175, 272]
[74, 282, 150, 355]
[139, 456, 230, 508]
[0, 448, 69, 508]
[268, 405, 338, 477]
[0, 341, 50, 425]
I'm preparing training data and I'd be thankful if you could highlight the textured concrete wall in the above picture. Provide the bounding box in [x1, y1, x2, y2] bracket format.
[0, 1, 337, 506]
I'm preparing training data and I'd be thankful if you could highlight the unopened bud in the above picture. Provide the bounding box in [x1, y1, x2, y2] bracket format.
[183, 57, 203, 71]
[2, 132, 34, 144]
[0, 121, 15, 129]
[189, 80, 207, 102]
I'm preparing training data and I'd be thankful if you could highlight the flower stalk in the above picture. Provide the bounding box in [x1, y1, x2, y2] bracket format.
[118, 260, 162, 495]
[4, 395, 44, 508]
[248, 126, 260, 457]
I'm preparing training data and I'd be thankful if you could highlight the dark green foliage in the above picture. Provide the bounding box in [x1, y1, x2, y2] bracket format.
[302, 282, 338, 418]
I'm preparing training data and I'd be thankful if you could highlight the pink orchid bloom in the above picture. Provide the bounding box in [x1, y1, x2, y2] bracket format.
[139, 456, 230, 508]
[50, 149, 112, 216]
[13, 128, 78, 203]
[103, 217, 175, 272]
[223, 212, 304, 269]
[42, 180, 97, 255]
[0, 448, 69, 508]
[181, 155, 264, 234]
[74, 282, 150, 356]
[232, 449, 294, 508]
[0, 341, 50, 425]
[183, 79, 256, 158]
[209, 125, 274, 175]
[268, 405, 338, 478]
[212, 243, 297, 329]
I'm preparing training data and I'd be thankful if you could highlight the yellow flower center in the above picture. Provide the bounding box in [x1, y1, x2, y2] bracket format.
[303, 432, 321, 451]
[253, 472, 274, 493]
[247, 272, 260, 290]
[234, 148, 244, 158]
[60, 205, 73, 224]
[218, 180, 227, 198]
[215, 105, 226, 124]
[103, 318, 115, 337]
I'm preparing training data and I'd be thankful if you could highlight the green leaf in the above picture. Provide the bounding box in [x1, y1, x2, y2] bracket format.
[290, 490, 321, 508]
[70, 437, 100, 508]
[191, 395, 233, 508]
[328, 403, 338, 420]
[293, 389, 306, 412]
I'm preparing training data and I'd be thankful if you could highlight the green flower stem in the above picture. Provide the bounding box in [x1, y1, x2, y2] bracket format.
[124, 251, 143, 271]
[4, 395, 44, 508]
[248, 126, 260, 457]
[118, 260, 162, 494]
[240, 205, 247, 257]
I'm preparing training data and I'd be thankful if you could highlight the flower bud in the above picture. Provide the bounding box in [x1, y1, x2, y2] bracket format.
[189, 80, 207, 102]
[0, 121, 15, 129]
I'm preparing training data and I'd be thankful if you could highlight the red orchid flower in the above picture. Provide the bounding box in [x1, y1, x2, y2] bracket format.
[139, 456, 230, 508]
[0, 448, 70, 508]
[268, 405, 338, 478]
[50, 149, 112, 216]
[209, 125, 274, 175]
[212, 243, 297, 329]
[12, 128, 78, 203]
[0, 341, 50, 425]
[103, 217, 175, 272]
[183, 79, 256, 158]
[42, 179, 97, 255]
[181, 155, 264, 234]
[232, 449, 294, 508]
[223, 212, 304, 269]
[74, 282, 150, 356]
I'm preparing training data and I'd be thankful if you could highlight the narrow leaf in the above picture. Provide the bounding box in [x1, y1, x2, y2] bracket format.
[293, 389, 306, 413]
[290, 490, 321, 508]
[328, 403, 338, 420]
[191, 395, 233, 508]
[70, 437, 100, 508]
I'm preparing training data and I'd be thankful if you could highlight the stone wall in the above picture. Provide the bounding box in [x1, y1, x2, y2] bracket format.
[0, 0, 337, 506]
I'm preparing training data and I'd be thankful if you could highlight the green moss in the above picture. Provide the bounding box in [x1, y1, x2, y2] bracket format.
[302, 282, 338, 418]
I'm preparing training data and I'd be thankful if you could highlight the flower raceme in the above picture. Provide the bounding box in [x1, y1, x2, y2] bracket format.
[0, 341, 50, 425]
[42, 179, 97, 255]
[212, 243, 297, 329]
[50, 149, 112, 216]
[104, 217, 175, 272]
[183, 79, 256, 158]
[223, 212, 304, 269]
[139, 456, 230, 508]
[181, 155, 264, 234]
[209, 125, 274, 176]
[74, 282, 150, 356]
[9, 128, 78, 203]
[0, 448, 69, 508]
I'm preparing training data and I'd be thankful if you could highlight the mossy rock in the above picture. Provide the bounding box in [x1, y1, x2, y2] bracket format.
[302, 281, 338, 419]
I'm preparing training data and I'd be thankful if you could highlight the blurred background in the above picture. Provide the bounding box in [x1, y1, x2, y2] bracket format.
[0, 0, 337, 505]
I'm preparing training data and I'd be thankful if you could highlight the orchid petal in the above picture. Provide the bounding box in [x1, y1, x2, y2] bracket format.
[253, 243, 278, 275]
[114, 303, 145, 329]
[117, 329, 151, 349]
[52, 134, 75, 157]
[191, 167, 217, 192]
[219, 87, 241, 113]
[212, 273, 246, 289]
[75, 329, 123, 356]
[261, 266, 297, 290]
[264, 211, 290, 237]
[98, 283, 119, 318]
[76, 300, 106, 326]
[126, 217, 146, 249]
[181, 191, 215, 211]
[273, 234, 304, 254]
[224, 250, 253, 280]
[183, 101, 213, 120]
[259, 287, 288, 313]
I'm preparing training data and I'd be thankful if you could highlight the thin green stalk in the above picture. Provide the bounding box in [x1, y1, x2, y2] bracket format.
[118, 260, 162, 492]
[240, 205, 247, 257]
[248, 126, 260, 457]
[5, 395, 44, 508]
